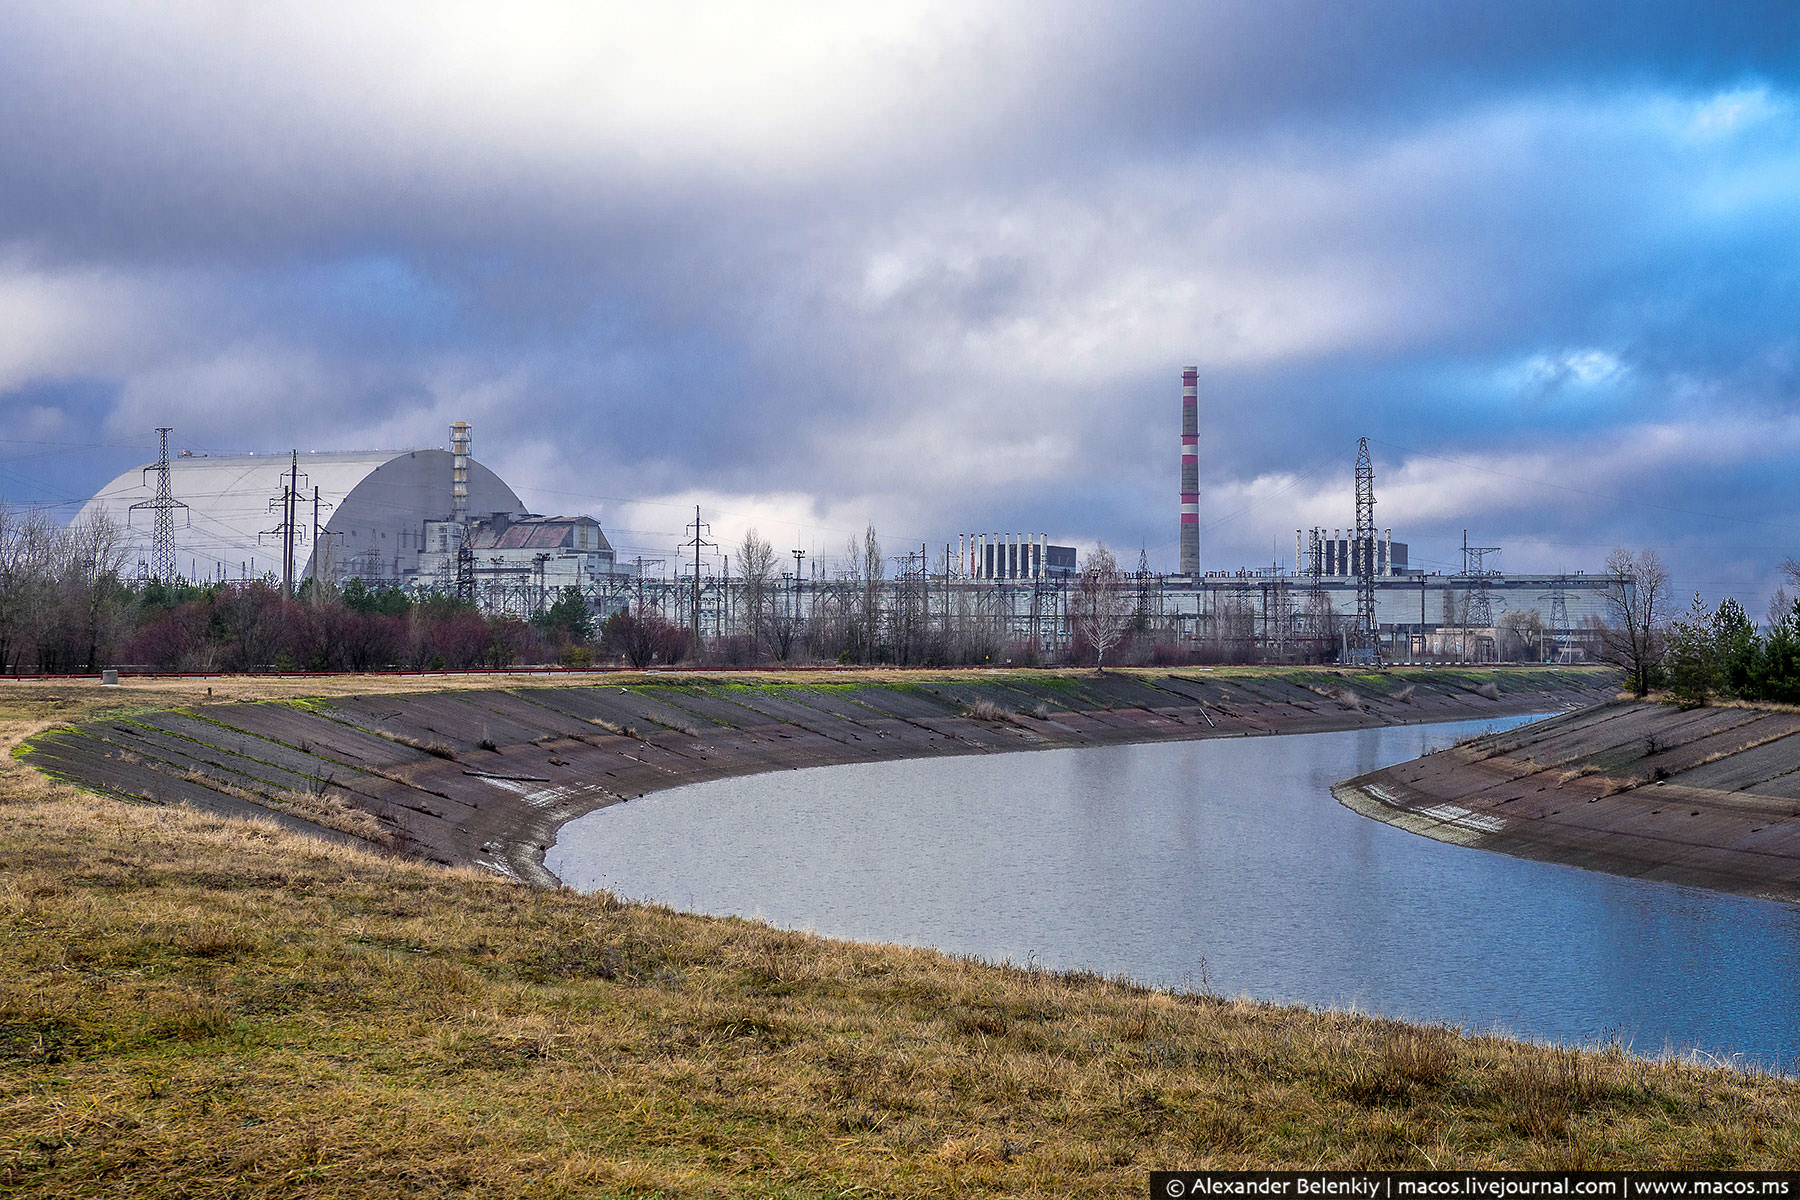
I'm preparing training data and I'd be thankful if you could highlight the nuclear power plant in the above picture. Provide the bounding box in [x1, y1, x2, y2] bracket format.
[79, 364, 1622, 663]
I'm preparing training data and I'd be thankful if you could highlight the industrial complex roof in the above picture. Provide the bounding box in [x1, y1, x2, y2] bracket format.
[469, 515, 612, 553]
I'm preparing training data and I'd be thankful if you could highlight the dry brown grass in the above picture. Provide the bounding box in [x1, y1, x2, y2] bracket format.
[173, 768, 390, 844]
[376, 730, 457, 759]
[5, 779, 1797, 1197]
[1691, 725, 1800, 769]
[6, 667, 1780, 1196]
[962, 697, 1016, 723]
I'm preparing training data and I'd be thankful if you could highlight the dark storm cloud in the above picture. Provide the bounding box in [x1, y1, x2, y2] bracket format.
[1, 2, 1798, 608]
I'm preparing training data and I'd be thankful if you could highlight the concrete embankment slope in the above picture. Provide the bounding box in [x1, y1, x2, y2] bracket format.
[1337, 700, 1800, 903]
[24, 667, 1609, 887]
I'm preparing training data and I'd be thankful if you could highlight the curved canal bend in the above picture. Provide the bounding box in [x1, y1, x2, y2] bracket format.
[548, 716, 1800, 1071]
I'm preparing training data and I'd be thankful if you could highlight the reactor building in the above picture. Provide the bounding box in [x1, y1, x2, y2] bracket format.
[78, 424, 628, 613]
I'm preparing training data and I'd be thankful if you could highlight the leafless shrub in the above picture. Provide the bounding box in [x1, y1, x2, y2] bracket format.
[963, 698, 1007, 722]
[1477, 681, 1502, 701]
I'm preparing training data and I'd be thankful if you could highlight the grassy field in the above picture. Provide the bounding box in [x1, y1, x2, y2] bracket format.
[5, 670, 1797, 1195]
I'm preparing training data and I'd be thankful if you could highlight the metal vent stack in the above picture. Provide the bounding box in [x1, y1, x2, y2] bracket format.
[450, 421, 471, 523]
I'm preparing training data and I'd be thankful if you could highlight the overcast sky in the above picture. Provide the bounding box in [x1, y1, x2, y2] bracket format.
[3, 2, 1797, 611]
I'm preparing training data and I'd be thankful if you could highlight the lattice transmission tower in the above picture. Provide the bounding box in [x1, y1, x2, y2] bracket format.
[127, 427, 188, 586]
[1353, 436, 1379, 660]
[1539, 578, 1571, 634]
[1460, 530, 1502, 627]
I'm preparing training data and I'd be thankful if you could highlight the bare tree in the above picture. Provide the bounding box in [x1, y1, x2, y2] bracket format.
[1073, 544, 1131, 670]
[854, 525, 883, 662]
[767, 609, 799, 661]
[1595, 547, 1670, 697]
[1498, 608, 1545, 662]
[65, 511, 131, 671]
[1771, 557, 1800, 627]
[736, 528, 775, 659]
[0, 506, 131, 672]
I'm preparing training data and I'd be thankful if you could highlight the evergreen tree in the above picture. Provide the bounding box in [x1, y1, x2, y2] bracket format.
[1756, 598, 1800, 704]
[1663, 593, 1717, 708]
[534, 586, 593, 643]
[1712, 597, 1758, 698]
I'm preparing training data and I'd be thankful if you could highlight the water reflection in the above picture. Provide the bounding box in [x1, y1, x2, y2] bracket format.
[548, 717, 1800, 1070]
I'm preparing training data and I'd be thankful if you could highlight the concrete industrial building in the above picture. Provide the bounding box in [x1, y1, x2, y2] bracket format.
[1297, 527, 1409, 577]
[960, 533, 1078, 580]
[416, 514, 622, 616]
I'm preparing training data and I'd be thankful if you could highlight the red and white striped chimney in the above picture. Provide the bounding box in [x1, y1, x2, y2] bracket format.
[1180, 367, 1199, 575]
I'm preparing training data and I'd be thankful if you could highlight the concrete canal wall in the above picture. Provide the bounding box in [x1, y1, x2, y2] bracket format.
[1337, 699, 1800, 903]
[24, 668, 1610, 888]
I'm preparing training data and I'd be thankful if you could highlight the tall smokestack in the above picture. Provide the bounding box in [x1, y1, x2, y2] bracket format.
[450, 421, 471, 523]
[1180, 367, 1199, 575]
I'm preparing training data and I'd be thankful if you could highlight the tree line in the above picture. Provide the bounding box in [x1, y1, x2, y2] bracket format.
[600, 526, 1144, 670]
[0, 508, 604, 673]
[25, 500, 1793, 691]
[1594, 547, 1800, 705]
[0, 508, 1140, 673]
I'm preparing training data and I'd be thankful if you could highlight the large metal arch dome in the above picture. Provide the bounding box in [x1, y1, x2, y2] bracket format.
[77, 448, 524, 585]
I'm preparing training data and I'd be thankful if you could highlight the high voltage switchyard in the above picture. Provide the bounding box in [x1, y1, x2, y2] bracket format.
[82, 367, 1624, 664]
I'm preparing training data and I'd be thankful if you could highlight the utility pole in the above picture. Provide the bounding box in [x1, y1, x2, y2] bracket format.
[262, 451, 307, 597]
[943, 543, 953, 639]
[791, 548, 806, 622]
[286, 452, 298, 596]
[308, 485, 341, 589]
[920, 542, 929, 651]
[128, 427, 188, 586]
[681, 506, 714, 650]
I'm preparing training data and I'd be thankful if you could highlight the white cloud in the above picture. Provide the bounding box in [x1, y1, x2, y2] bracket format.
[0, 256, 199, 390]
[1685, 86, 1782, 139]
[4, 5, 1799, 614]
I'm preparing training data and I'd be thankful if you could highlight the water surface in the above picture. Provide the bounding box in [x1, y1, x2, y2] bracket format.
[549, 717, 1800, 1069]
